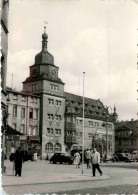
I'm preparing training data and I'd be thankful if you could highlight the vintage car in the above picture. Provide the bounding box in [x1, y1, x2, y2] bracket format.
[114, 153, 134, 162]
[50, 152, 74, 164]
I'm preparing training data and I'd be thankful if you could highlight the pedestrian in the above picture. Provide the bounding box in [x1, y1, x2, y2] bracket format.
[85, 148, 91, 168]
[74, 150, 81, 168]
[14, 147, 24, 177]
[91, 148, 102, 177]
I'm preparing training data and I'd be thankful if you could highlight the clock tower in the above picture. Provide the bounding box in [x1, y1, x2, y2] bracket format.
[22, 27, 65, 158]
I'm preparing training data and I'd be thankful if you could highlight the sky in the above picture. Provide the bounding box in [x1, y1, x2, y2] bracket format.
[6, 0, 138, 121]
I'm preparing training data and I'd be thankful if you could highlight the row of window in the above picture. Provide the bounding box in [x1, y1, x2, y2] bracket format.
[45, 142, 62, 152]
[47, 128, 61, 135]
[48, 98, 61, 106]
[116, 140, 134, 146]
[117, 131, 132, 136]
[66, 100, 102, 111]
[50, 84, 59, 91]
[12, 94, 37, 103]
[29, 84, 37, 91]
[88, 133, 112, 139]
[65, 131, 113, 140]
[13, 106, 39, 119]
[47, 114, 62, 121]
[12, 123, 38, 135]
[66, 117, 112, 129]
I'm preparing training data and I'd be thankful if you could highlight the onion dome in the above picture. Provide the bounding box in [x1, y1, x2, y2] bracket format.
[35, 27, 54, 65]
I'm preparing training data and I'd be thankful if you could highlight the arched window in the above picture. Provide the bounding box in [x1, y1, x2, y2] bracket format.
[45, 142, 53, 152]
[54, 143, 62, 152]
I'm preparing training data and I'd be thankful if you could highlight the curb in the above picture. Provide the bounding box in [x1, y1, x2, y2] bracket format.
[2, 175, 110, 187]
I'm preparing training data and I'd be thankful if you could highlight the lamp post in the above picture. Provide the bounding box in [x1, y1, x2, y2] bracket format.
[102, 105, 118, 160]
[102, 106, 112, 160]
[92, 127, 98, 148]
[82, 72, 85, 174]
[105, 114, 109, 160]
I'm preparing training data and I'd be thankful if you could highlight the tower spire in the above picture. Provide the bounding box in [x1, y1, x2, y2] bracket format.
[42, 23, 48, 52]
[44, 26, 46, 33]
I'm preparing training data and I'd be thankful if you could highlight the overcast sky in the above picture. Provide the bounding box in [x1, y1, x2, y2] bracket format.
[7, 0, 138, 121]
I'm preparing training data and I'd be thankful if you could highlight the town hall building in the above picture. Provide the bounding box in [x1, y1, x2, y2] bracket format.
[6, 28, 117, 159]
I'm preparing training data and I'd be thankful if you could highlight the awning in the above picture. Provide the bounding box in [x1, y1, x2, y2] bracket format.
[5, 125, 23, 135]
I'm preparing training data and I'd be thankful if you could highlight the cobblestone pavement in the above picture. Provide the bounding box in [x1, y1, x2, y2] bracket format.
[52, 185, 138, 195]
[1, 160, 138, 194]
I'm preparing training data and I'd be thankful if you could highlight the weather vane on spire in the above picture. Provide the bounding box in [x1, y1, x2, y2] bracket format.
[44, 21, 48, 33]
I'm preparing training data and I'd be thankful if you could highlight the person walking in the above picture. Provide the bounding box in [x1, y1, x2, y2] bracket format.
[14, 147, 24, 177]
[74, 151, 81, 168]
[85, 149, 91, 168]
[91, 148, 102, 177]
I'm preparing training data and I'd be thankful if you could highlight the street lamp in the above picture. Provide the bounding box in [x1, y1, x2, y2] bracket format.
[102, 105, 118, 160]
[102, 106, 112, 160]
[92, 127, 98, 148]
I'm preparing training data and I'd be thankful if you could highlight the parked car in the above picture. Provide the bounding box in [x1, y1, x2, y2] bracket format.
[114, 153, 133, 162]
[50, 152, 74, 164]
[22, 150, 34, 161]
[101, 155, 119, 162]
[112, 154, 119, 162]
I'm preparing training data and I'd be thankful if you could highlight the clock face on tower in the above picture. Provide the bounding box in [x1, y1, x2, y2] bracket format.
[31, 66, 39, 78]
[49, 67, 58, 78]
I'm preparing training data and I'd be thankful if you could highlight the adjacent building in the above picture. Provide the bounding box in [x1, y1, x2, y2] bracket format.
[6, 88, 41, 156]
[1, 0, 9, 172]
[115, 120, 138, 153]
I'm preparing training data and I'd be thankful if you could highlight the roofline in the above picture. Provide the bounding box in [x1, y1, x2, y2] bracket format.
[6, 88, 41, 97]
[64, 91, 99, 102]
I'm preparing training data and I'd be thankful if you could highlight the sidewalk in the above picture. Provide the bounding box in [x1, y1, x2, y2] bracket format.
[2, 160, 110, 186]
[2, 173, 110, 186]
[100, 162, 138, 169]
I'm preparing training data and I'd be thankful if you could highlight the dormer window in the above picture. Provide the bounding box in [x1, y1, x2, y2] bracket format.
[13, 94, 18, 100]
[21, 95, 26, 102]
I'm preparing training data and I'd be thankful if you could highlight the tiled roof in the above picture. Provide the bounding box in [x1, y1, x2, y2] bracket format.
[115, 120, 138, 131]
[64, 92, 113, 121]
